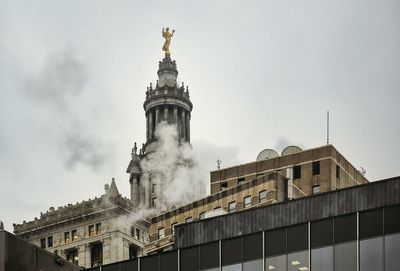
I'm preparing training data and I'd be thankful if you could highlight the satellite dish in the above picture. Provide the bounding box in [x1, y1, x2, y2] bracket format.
[281, 145, 303, 156]
[256, 149, 279, 161]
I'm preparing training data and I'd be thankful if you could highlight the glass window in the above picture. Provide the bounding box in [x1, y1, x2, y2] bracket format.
[334, 241, 357, 271]
[287, 250, 309, 271]
[221, 182, 228, 189]
[243, 259, 262, 271]
[158, 228, 165, 239]
[334, 214, 357, 243]
[311, 218, 333, 248]
[287, 224, 308, 252]
[185, 217, 193, 223]
[228, 201, 237, 213]
[152, 183, 156, 193]
[311, 246, 333, 271]
[266, 254, 286, 271]
[360, 237, 384, 271]
[160, 251, 178, 271]
[152, 197, 157, 207]
[312, 185, 320, 194]
[89, 225, 95, 237]
[243, 233, 263, 261]
[200, 242, 219, 270]
[385, 233, 400, 271]
[71, 230, 77, 241]
[47, 236, 53, 247]
[181, 246, 199, 271]
[259, 190, 267, 202]
[64, 232, 70, 243]
[136, 228, 140, 239]
[40, 238, 46, 249]
[222, 263, 242, 271]
[199, 212, 206, 219]
[293, 165, 301, 179]
[222, 237, 242, 266]
[312, 161, 320, 175]
[265, 228, 286, 256]
[244, 196, 251, 208]
[336, 165, 340, 179]
[360, 209, 383, 239]
[384, 205, 400, 234]
[238, 177, 245, 185]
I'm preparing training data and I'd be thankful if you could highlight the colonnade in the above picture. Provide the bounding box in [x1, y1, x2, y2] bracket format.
[146, 106, 191, 142]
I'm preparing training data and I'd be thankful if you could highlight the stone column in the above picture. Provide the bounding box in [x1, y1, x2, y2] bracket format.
[102, 238, 112, 265]
[146, 112, 149, 141]
[155, 108, 159, 125]
[186, 113, 191, 142]
[181, 110, 186, 140]
[164, 107, 169, 123]
[149, 110, 154, 140]
[173, 107, 178, 130]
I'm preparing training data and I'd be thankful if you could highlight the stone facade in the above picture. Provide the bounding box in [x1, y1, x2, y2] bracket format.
[13, 179, 150, 269]
[126, 56, 193, 209]
[144, 144, 368, 254]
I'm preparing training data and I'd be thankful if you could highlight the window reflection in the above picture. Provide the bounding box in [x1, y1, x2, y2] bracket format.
[360, 237, 384, 271]
[287, 250, 309, 271]
[222, 263, 242, 271]
[311, 246, 333, 271]
[266, 254, 286, 271]
[243, 259, 263, 271]
[334, 241, 357, 271]
[385, 234, 400, 271]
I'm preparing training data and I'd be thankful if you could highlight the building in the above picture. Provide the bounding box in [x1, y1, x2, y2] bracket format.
[13, 47, 194, 268]
[0, 229, 80, 271]
[13, 179, 150, 268]
[126, 55, 193, 209]
[86, 176, 400, 271]
[145, 144, 368, 254]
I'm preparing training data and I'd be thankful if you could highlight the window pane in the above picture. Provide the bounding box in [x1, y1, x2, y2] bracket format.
[287, 250, 308, 271]
[243, 233, 263, 261]
[311, 246, 333, 271]
[243, 259, 262, 271]
[334, 241, 357, 271]
[360, 237, 383, 271]
[266, 255, 286, 271]
[334, 214, 357, 243]
[160, 251, 178, 271]
[359, 209, 383, 239]
[222, 263, 242, 271]
[287, 224, 308, 252]
[384, 205, 400, 234]
[200, 242, 219, 270]
[265, 228, 286, 256]
[222, 237, 242, 265]
[181, 246, 199, 271]
[311, 218, 333, 248]
[385, 234, 400, 271]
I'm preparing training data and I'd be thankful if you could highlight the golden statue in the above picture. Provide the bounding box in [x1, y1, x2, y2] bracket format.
[162, 27, 175, 57]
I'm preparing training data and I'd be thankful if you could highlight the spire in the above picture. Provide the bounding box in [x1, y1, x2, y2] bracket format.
[108, 178, 120, 196]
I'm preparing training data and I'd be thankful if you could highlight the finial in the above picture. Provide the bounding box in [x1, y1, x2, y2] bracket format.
[156, 80, 159, 87]
[181, 82, 184, 88]
[133, 142, 137, 154]
[150, 82, 153, 90]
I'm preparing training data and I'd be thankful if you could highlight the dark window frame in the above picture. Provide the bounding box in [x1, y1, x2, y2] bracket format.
[312, 161, 320, 175]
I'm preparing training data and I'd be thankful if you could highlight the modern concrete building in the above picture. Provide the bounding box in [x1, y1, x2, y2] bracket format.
[13, 179, 150, 269]
[145, 144, 368, 254]
[87, 176, 400, 271]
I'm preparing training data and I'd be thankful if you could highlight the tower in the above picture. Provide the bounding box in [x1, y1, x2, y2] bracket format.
[127, 31, 193, 208]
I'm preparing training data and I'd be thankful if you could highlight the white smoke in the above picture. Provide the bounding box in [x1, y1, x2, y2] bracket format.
[140, 122, 208, 210]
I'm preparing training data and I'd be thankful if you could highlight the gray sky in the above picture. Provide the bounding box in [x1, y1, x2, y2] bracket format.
[0, 0, 399, 232]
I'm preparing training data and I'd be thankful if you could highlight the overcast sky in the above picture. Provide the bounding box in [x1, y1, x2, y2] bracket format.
[1, 1, 399, 232]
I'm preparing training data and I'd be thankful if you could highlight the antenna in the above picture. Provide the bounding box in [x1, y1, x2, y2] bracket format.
[327, 110, 330, 145]
[217, 159, 221, 170]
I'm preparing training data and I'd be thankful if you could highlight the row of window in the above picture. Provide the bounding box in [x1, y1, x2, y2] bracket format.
[100, 205, 400, 271]
[39, 223, 102, 249]
[157, 191, 269, 239]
